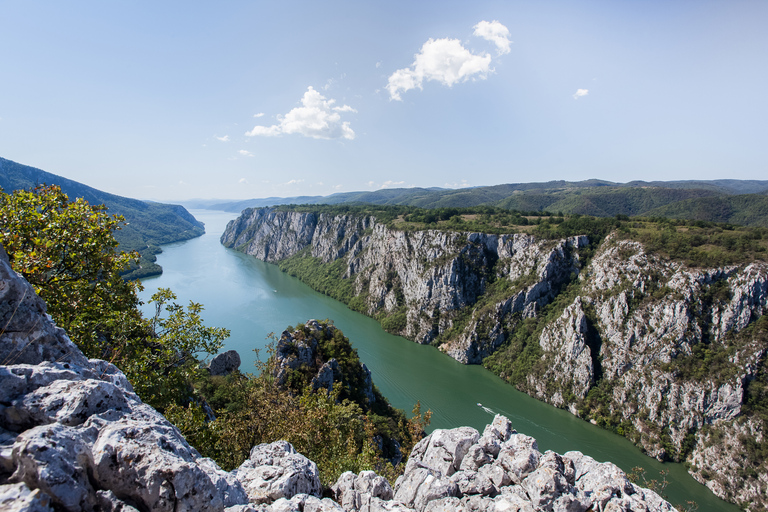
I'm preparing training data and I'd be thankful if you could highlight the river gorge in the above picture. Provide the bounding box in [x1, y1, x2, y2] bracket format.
[138, 210, 740, 511]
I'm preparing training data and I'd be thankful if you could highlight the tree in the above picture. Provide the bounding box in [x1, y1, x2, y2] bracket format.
[128, 288, 229, 409]
[0, 184, 144, 357]
[0, 185, 226, 410]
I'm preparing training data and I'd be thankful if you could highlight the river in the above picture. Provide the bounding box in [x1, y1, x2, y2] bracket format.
[137, 210, 739, 512]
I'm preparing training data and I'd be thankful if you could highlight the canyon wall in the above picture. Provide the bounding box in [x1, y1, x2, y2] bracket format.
[0, 244, 677, 512]
[222, 208, 768, 510]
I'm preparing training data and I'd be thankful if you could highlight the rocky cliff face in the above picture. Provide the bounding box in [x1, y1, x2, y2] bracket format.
[222, 208, 587, 364]
[222, 208, 768, 510]
[0, 244, 676, 512]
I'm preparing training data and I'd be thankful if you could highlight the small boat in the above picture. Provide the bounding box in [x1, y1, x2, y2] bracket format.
[477, 402, 482, 407]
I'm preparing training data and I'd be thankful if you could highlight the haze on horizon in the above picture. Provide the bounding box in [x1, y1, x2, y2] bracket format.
[1, 1, 766, 203]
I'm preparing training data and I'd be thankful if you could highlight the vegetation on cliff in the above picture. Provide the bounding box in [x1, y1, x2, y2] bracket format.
[224, 205, 768, 509]
[173, 322, 430, 485]
[0, 186, 427, 488]
[0, 184, 227, 409]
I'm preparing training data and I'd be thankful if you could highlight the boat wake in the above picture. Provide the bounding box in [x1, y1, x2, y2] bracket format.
[477, 403, 495, 415]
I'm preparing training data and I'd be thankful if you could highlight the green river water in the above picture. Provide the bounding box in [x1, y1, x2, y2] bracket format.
[137, 210, 740, 512]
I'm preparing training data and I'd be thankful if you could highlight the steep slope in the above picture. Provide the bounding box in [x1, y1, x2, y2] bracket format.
[222, 207, 768, 510]
[0, 243, 677, 512]
[0, 157, 204, 277]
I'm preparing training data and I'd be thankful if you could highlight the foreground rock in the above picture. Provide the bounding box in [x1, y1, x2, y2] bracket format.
[0, 244, 677, 511]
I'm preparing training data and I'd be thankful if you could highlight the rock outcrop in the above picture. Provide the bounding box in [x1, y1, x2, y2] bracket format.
[273, 320, 376, 408]
[209, 349, 242, 376]
[222, 208, 587, 364]
[0, 243, 678, 512]
[222, 209, 768, 509]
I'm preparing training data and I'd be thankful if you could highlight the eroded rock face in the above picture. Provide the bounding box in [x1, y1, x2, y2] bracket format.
[221, 209, 587, 364]
[0, 245, 250, 512]
[274, 320, 377, 409]
[221, 211, 768, 507]
[0, 244, 679, 512]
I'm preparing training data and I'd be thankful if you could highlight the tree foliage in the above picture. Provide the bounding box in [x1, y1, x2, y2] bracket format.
[0, 185, 225, 411]
[0, 184, 144, 354]
[0, 186, 426, 486]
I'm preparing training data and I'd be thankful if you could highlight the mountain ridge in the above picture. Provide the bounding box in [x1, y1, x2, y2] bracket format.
[0, 157, 205, 278]
[195, 179, 768, 228]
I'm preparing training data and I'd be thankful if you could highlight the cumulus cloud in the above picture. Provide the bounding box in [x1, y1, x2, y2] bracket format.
[387, 38, 491, 100]
[246, 87, 356, 140]
[368, 180, 407, 189]
[473, 20, 512, 55]
[239, 150, 254, 157]
[239, 178, 249, 184]
[444, 180, 471, 188]
[286, 179, 304, 185]
[253, 113, 265, 118]
[573, 89, 589, 99]
[386, 20, 511, 100]
[215, 135, 230, 142]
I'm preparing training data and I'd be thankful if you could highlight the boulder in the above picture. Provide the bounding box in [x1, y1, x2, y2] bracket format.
[209, 350, 242, 376]
[235, 441, 322, 504]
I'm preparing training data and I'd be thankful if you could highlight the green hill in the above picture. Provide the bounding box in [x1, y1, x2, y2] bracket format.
[643, 193, 768, 227]
[0, 157, 204, 278]
[201, 179, 768, 228]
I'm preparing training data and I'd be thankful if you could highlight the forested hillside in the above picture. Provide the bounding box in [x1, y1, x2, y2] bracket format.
[0, 157, 204, 278]
[199, 179, 768, 228]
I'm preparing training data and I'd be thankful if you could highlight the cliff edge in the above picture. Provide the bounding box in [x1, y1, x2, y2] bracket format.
[222, 208, 768, 509]
[0, 244, 676, 512]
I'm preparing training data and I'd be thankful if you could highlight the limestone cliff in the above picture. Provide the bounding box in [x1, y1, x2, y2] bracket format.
[222, 207, 768, 510]
[0, 244, 676, 512]
[222, 208, 587, 364]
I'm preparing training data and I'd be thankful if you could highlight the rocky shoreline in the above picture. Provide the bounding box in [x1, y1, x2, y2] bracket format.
[0, 245, 678, 511]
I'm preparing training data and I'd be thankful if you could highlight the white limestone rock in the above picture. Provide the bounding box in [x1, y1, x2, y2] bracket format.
[235, 441, 322, 504]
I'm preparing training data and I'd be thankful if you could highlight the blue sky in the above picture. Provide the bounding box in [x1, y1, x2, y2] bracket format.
[1, 1, 766, 201]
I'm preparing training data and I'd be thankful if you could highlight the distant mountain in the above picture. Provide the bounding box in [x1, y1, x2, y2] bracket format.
[0, 157, 204, 278]
[199, 178, 768, 228]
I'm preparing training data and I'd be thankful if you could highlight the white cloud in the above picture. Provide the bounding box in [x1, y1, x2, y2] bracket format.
[245, 87, 356, 140]
[368, 180, 408, 190]
[444, 180, 471, 188]
[375, 61, 382, 69]
[386, 37, 492, 100]
[239, 178, 249, 184]
[573, 89, 589, 99]
[215, 135, 230, 142]
[286, 179, 304, 185]
[239, 150, 254, 157]
[473, 20, 512, 55]
[253, 113, 265, 118]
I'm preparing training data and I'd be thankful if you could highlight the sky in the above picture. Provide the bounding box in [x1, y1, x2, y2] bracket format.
[1, 0, 767, 201]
